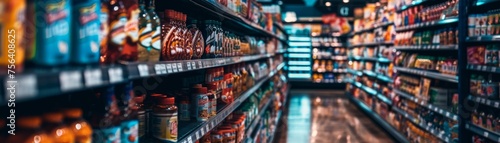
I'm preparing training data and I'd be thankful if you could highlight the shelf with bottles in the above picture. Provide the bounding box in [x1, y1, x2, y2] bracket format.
[466, 102, 500, 142]
[394, 51, 458, 83]
[311, 36, 345, 48]
[1, 54, 284, 104]
[392, 105, 454, 142]
[395, 0, 459, 32]
[396, 0, 429, 12]
[313, 73, 347, 84]
[468, 95, 500, 110]
[467, 123, 500, 143]
[466, 6, 500, 42]
[244, 88, 277, 140]
[394, 28, 459, 49]
[392, 98, 456, 142]
[312, 47, 348, 60]
[352, 22, 396, 36]
[393, 89, 459, 121]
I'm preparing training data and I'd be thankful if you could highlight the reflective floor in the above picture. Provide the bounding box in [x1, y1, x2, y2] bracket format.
[275, 90, 395, 143]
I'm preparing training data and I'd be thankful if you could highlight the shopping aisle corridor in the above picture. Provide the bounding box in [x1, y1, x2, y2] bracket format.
[277, 90, 394, 143]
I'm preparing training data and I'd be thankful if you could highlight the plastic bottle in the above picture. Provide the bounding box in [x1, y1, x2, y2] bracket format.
[151, 97, 178, 142]
[138, 0, 152, 62]
[118, 83, 139, 143]
[146, 0, 161, 61]
[62, 108, 93, 143]
[121, 0, 141, 62]
[42, 112, 76, 143]
[27, 0, 71, 66]
[6, 116, 54, 143]
[0, 0, 26, 71]
[71, 0, 101, 64]
[105, 0, 127, 63]
[91, 87, 122, 143]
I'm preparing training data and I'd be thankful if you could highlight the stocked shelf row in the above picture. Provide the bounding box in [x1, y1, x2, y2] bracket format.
[245, 92, 276, 139]
[394, 89, 459, 121]
[394, 67, 458, 83]
[394, 45, 458, 50]
[392, 106, 451, 142]
[346, 92, 409, 143]
[313, 56, 348, 60]
[466, 123, 500, 142]
[363, 70, 393, 83]
[468, 95, 500, 109]
[467, 35, 500, 42]
[352, 22, 395, 35]
[350, 41, 394, 47]
[395, 17, 458, 32]
[350, 81, 392, 105]
[351, 56, 391, 63]
[176, 62, 285, 143]
[187, 0, 286, 42]
[1, 53, 282, 104]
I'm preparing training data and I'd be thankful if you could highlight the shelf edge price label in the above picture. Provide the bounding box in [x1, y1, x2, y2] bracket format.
[187, 136, 193, 143]
[494, 102, 499, 108]
[60, 71, 83, 91]
[155, 64, 167, 75]
[172, 63, 178, 72]
[192, 62, 197, 69]
[187, 62, 192, 70]
[453, 115, 458, 120]
[13, 75, 37, 99]
[166, 64, 173, 73]
[484, 131, 489, 137]
[446, 112, 450, 117]
[108, 68, 123, 83]
[84, 69, 103, 87]
[492, 67, 497, 72]
[178, 63, 183, 72]
[138, 64, 149, 77]
[198, 61, 203, 68]
[487, 100, 491, 106]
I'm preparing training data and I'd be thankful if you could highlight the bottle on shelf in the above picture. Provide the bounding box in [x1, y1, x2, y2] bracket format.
[99, 0, 110, 63]
[91, 87, 122, 142]
[71, 0, 101, 64]
[42, 112, 75, 142]
[122, 0, 141, 62]
[117, 83, 139, 143]
[133, 95, 147, 140]
[138, 0, 152, 62]
[146, 0, 161, 61]
[187, 19, 205, 59]
[105, 0, 127, 64]
[6, 116, 54, 143]
[0, 0, 26, 71]
[62, 108, 93, 142]
[161, 10, 183, 61]
[182, 13, 193, 60]
[151, 96, 178, 142]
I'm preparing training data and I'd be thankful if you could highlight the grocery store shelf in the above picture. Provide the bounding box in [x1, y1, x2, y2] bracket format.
[352, 22, 395, 35]
[468, 95, 500, 109]
[353, 81, 392, 105]
[363, 70, 377, 77]
[350, 42, 380, 47]
[313, 56, 348, 60]
[392, 106, 451, 142]
[267, 110, 283, 143]
[394, 89, 459, 121]
[467, 35, 500, 42]
[312, 43, 344, 47]
[394, 45, 458, 50]
[348, 69, 363, 76]
[351, 56, 378, 61]
[245, 92, 276, 138]
[186, 0, 285, 42]
[0, 53, 280, 104]
[313, 69, 348, 73]
[313, 79, 348, 83]
[176, 62, 284, 143]
[467, 64, 500, 73]
[362, 70, 393, 83]
[395, 17, 458, 32]
[394, 67, 458, 83]
[466, 123, 500, 142]
[396, 0, 428, 12]
[347, 92, 409, 143]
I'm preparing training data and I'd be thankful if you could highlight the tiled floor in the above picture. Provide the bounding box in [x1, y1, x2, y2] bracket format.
[274, 90, 395, 143]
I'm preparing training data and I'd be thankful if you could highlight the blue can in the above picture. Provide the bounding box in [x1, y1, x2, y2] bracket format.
[71, 0, 100, 64]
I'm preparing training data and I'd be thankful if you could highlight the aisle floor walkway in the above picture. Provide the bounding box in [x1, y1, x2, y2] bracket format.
[276, 90, 395, 143]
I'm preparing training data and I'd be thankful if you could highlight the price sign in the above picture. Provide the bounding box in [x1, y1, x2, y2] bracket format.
[84, 69, 103, 87]
[492, 67, 497, 72]
[481, 98, 486, 104]
[155, 64, 167, 75]
[172, 63, 178, 72]
[482, 66, 487, 71]
[187, 136, 194, 143]
[494, 102, 499, 108]
[108, 68, 123, 83]
[484, 131, 489, 137]
[14, 75, 37, 99]
[429, 104, 433, 108]
[198, 61, 203, 68]
[477, 65, 482, 70]
[192, 62, 197, 69]
[138, 64, 149, 77]
[187, 62, 192, 70]
[166, 64, 173, 73]
[200, 126, 205, 134]
[487, 100, 491, 106]
[60, 71, 83, 91]
[453, 115, 458, 120]
[178, 63, 183, 72]
[476, 97, 481, 102]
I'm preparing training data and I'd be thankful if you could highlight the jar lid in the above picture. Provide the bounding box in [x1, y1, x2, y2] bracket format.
[18, 116, 42, 128]
[133, 96, 145, 103]
[62, 108, 83, 118]
[43, 112, 64, 123]
[158, 97, 175, 105]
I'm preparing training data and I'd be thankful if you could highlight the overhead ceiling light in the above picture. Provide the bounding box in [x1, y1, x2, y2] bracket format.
[343, 0, 349, 3]
[325, 2, 331, 7]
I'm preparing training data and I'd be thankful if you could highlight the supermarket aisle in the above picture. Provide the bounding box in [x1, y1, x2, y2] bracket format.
[277, 90, 394, 143]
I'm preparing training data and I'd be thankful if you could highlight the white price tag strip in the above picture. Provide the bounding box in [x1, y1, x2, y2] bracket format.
[166, 64, 173, 73]
[484, 131, 489, 137]
[178, 63, 183, 71]
[14, 75, 37, 99]
[495, 102, 500, 108]
[198, 61, 203, 68]
[187, 62, 192, 70]
[138, 64, 149, 77]
[60, 71, 83, 91]
[172, 63, 178, 72]
[84, 69, 103, 87]
[192, 62, 196, 69]
[108, 68, 123, 83]
[187, 136, 194, 143]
